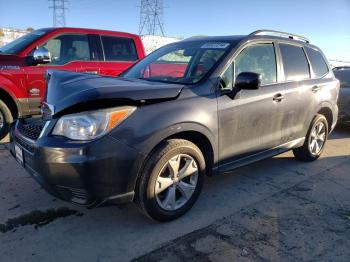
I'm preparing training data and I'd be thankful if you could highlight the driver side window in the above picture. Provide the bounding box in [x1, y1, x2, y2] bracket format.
[41, 38, 61, 64]
[235, 43, 277, 85]
[34, 34, 91, 65]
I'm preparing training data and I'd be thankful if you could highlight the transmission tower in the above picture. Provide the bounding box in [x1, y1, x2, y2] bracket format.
[139, 0, 165, 36]
[49, 0, 68, 27]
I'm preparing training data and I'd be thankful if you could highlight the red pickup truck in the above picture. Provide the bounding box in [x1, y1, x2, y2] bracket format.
[0, 27, 146, 139]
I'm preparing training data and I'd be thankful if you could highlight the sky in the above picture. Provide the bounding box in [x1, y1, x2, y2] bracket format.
[0, 0, 349, 60]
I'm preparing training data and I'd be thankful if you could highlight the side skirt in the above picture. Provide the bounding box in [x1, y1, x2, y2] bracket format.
[216, 137, 305, 174]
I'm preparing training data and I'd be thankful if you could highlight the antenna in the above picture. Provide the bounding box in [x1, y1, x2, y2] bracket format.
[49, 0, 68, 27]
[139, 0, 165, 36]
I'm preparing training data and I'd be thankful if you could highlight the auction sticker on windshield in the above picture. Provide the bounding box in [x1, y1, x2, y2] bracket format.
[201, 42, 230, 49]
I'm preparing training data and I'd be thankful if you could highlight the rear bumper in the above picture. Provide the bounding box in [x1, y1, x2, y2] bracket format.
[329, 104, 339, 132]
[9, 121, 144, 207]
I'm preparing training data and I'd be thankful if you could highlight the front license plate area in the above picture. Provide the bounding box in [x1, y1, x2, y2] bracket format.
[15, 144, 24, 166]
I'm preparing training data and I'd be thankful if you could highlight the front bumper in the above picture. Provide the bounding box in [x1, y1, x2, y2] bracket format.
[9, 121, 144, 207]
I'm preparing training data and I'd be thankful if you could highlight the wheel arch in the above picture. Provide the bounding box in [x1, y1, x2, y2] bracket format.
[142, 127, 217, 176]
[129, 124, 218, 195]
[0, 87, 18, 118]
[317, 106, 333, 130]
[166, 131, 215, 176]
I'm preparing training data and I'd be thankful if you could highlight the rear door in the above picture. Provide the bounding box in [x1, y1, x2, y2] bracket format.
[99, 35, 139, 76]
[74, 34, 101, 75]
[277, 43, 317, 142]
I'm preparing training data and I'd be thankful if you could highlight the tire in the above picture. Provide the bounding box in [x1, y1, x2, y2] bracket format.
[293, 114, 329, 162]
[136, 139, 205, 222]
[0, 100, 14, 141]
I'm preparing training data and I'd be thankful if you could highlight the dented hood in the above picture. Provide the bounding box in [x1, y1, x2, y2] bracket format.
[46, 70, 184, 115]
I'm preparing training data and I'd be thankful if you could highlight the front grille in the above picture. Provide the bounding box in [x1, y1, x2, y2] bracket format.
[15, 134, 36, 153]
[17, 118, 45, 141]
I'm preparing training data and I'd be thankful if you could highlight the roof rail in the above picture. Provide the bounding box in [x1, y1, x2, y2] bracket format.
[249, 29, 310, 43]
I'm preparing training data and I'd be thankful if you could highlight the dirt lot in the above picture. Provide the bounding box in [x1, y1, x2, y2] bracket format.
[0, 127, 349, 262]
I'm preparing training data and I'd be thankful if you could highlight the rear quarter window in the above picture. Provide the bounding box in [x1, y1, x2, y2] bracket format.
[101, 36, 138, 61]
[279, 43, 310, 81]
[305, 47, 329, 78]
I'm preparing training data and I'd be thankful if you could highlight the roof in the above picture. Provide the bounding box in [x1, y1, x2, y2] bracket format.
[181, 29, 312, 46]
[35, 27, 140, 38]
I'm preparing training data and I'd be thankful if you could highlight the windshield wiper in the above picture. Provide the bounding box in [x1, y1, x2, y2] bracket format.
[136, 76, 190, 85]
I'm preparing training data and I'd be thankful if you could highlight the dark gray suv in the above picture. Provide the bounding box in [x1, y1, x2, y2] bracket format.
[10, 30, 339, 221]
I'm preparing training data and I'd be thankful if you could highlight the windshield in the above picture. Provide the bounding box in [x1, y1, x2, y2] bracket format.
[334, 69, 350, 87]
[0, 29, 51, 54]
[122, 40, 232, 84]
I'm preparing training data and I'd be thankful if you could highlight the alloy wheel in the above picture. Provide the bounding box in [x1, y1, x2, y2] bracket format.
[155, 154, 198, 211]
[309, 121, 326, 155]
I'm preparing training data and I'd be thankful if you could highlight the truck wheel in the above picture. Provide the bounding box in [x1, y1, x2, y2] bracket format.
[0, 100, 14, 140]
[136, 139, 205, 222]
[293, 114, 328, 162]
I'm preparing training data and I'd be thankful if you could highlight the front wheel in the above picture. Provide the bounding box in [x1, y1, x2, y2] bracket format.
[293, 114, 329, 162]
[0, 100, 14, 141]
[136, 139, 205, 222]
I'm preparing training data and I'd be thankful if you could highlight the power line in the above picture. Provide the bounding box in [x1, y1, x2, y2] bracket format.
[49, 0, 68, 27]
[139, 0, 165, 36]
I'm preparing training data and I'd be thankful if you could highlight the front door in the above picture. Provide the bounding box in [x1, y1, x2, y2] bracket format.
[25, 33, 96, 104]
[218, 42, 285, 167]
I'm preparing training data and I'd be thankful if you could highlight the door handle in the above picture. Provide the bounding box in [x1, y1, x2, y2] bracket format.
[85, 71, 98, 74]
[273, 93, 285, 102]
[312, 85, 321, 93]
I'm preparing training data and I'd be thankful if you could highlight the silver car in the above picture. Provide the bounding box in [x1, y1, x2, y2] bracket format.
[333, 67, 350, 125]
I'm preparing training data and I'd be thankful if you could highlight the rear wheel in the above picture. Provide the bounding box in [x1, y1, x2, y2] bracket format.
[136, 139, 205, 222]
[293, 114, 328, 161]
[0, 100, 14, 141]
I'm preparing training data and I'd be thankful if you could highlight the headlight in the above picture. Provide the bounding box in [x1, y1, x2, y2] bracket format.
[52, 106, 136, 140]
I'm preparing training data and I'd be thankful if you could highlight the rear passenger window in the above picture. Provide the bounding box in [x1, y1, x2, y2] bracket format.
[101, 36, 138, 61]
[235, 43, 277, 85]
[279, 44, 310, 81]
[305, 47, 329, 78]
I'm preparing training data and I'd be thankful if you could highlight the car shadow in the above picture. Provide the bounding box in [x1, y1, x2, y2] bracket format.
[329, 125, 349, 140]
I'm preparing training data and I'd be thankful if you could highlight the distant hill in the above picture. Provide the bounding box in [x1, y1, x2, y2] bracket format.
[141, 35, 181, 54]
[0, 27, 28, 47]
[329, 59, 350, 69]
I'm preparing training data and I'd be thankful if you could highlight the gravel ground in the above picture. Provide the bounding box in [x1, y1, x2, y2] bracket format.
[0, 127, 349, 262]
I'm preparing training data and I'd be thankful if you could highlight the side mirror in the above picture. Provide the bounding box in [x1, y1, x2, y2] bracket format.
[33, 47, 51, 65]
[234, 72, 261, 90]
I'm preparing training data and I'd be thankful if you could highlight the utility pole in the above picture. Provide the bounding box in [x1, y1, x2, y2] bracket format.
[49, 0, 68, 27]
[139, 0, 165, 36]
